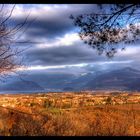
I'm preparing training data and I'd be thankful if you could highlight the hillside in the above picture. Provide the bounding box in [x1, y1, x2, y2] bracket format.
[85, 67, 140, 91]
[0, 80, 44, 93]
[0, 91, 140, 136]
[1, 67, 140, 92]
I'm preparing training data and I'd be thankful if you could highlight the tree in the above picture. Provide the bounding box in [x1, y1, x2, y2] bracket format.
[70, 4, 140, 57]
[0, 4, 33, 80]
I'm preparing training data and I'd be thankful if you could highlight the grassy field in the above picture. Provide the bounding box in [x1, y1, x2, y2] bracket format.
[0, 91, 140, 136]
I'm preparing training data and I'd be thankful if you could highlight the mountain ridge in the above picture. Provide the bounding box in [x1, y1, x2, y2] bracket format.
[0, 67, 140, 92]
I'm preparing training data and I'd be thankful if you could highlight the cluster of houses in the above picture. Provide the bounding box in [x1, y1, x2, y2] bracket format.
[0, 92, 140, 109]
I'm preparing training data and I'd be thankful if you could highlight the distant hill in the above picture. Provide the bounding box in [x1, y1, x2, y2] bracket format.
[25, 73, 76, 90]
[0, 80, 44, 92]
[1, 67, 140, 93]
[85, 67, 140, 91]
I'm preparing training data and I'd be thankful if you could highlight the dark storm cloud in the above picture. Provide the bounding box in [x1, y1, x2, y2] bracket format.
[11, 16, 74, 39]
[25, 42, 139, 67]
[10, 4, 97, 40]
[9, 4, 140, 68]
[26, 43, 106, 66]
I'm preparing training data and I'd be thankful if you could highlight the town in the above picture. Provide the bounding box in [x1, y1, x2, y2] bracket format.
[0, 91, 140, 136]
[0, 91, 140, 114]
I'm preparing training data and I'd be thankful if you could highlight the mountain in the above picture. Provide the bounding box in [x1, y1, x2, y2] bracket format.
[0, 73, 77, 92]
[24, 73, 76, 89]
[85, 67, 140, 91]
[1, 67, 140, 93]
[61, 71, 107, 91]
[0, 80, 44, 93]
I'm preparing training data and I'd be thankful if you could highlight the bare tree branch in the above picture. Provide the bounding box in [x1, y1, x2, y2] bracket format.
[0, 4, 34, 80]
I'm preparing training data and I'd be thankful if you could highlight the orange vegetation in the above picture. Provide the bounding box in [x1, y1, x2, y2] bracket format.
[0, 92, 139, 136]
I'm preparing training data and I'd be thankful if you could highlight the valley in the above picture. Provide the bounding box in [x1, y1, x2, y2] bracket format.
[0, 91, 140, 136]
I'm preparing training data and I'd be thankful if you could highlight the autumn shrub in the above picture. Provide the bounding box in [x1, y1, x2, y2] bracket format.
[42, 111, 92, 136]
[0, 103, 140, 136]
[61, 103, 71, 109]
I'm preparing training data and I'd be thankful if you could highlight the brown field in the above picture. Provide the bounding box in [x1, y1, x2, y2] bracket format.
[0, 91, 140, 136]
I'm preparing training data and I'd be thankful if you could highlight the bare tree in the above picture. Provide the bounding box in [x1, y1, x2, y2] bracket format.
[0, 4, 34, 80]
[70, 4, 140, 57]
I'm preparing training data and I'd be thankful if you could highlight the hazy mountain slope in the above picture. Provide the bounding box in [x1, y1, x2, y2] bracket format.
[1, 67, 140, 92]
[0, 80, 44, 92]
[85, 67, 140, 91]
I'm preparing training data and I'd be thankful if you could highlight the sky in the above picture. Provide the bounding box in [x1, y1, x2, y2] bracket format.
[1, 4, 140, 90]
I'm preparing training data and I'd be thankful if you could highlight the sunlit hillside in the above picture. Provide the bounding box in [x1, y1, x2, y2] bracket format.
[0, 91, 140, 136]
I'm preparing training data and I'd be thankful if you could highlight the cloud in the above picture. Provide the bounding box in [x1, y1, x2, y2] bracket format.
[25, 42, 107, 66]
[35, 33, 80, 48]
[3, 4, 140, 73]
[24, 38, 140, 67]
[9, 4, 97, 41]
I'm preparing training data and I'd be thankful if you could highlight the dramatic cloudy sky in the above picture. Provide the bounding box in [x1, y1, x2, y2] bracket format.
[2, 4, 140, 85]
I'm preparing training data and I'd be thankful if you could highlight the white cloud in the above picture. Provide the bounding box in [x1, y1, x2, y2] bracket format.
[57, 33, 80, 46]
[16, 60, 133, 72]
[11, 4, 96, 20]
[96, 60, 133, 65]
[116, 46, 140, 57]
[16, 63, 88, 71]
[36, 33, 80, 48]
